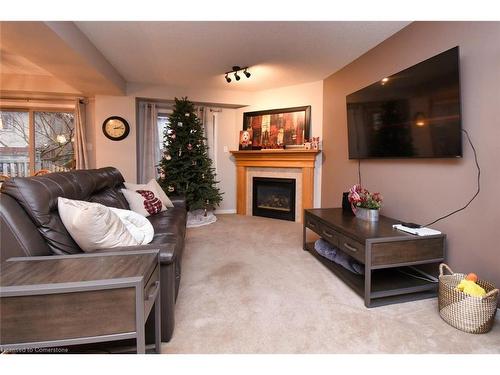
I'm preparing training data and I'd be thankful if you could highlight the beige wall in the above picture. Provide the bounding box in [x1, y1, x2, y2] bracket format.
[0, 73, 82, 95]
[213, 109, 239, 213]
[322, 22, 500, 288]
[127, 82, 255, 106]
[93, 95, 136, 181]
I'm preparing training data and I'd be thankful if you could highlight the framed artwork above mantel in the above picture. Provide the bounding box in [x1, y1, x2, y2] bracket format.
[242, 106, 311, 150]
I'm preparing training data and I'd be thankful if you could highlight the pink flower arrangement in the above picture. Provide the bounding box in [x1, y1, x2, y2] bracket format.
[348, 184, 383, 210]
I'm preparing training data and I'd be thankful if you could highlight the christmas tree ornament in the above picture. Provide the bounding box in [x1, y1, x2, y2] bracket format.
[185, 113, 190, 117]
[171, 133, 176, 139]
[166, 154, 172, 161]
[187, 143, 193, 151]
[168, 186, 175, 192]
[178, 122, 183, 127]
[192, 160, 197, 166]
[178, 149, 182, 156]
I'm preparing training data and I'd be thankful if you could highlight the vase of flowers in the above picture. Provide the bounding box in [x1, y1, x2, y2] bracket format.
[347, 184, 383, 221]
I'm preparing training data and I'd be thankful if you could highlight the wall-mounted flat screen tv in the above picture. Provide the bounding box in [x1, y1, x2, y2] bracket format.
[346, 46, 462, 159]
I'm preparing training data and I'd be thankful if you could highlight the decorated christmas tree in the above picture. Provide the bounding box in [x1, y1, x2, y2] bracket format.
[158, 97, 223, 212]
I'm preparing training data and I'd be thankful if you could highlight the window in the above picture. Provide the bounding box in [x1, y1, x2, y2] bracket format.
[34, 112, 75, 173]
[0, 110, 30, 177]
[1, 114, 16, 130]
[0, 109, 75, 177]
[157, 113, 171, 152]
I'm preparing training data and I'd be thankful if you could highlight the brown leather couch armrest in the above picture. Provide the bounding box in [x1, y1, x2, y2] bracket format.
[94, 243, 175, 265]
[169, 195, 186, 209]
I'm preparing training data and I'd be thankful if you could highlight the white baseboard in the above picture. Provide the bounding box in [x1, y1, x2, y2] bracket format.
[215, 209, 237, 214]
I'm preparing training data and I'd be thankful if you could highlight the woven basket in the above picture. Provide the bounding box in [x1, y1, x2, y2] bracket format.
[438, 264, 498, 334]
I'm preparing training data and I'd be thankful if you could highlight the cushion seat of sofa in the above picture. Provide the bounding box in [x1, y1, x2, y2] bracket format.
[147, 208, 186, 236]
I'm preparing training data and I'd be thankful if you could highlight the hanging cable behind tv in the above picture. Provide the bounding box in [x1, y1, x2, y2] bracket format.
[356, 128, 480, 228]
[422, 128, 480, 227]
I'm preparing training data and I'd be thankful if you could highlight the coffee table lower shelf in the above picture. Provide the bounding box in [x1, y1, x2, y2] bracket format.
[305, 242, 438, 307]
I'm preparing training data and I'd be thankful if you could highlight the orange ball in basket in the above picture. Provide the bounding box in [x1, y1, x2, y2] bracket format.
[466, 273, 478, 283]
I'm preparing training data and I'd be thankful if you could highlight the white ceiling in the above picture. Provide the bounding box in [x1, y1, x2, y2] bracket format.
[76, 21, 410, 92]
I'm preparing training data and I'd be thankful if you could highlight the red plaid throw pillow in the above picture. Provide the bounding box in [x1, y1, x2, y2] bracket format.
[136, 190, 163, 215]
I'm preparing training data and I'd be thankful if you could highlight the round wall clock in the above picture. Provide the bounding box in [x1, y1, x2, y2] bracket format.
[102, 116, 130, 141]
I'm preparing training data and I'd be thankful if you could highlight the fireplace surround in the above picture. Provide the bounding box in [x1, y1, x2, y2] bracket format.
[252, 177, 296, 221]
[230, 149, 320, 223]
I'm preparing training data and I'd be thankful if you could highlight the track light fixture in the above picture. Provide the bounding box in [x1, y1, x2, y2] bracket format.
[225, 66, 251, 83]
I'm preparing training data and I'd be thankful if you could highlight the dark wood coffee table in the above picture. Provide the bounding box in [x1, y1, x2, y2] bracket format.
[304, 208, 446, 307]
[0, 250, 161, 354]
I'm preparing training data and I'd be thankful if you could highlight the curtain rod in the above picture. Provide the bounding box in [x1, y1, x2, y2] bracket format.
[136, 97, 247, 109]
[0, 96, 87, 104]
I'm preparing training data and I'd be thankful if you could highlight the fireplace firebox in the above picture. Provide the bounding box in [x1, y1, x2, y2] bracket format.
[252, 177, 296, 221]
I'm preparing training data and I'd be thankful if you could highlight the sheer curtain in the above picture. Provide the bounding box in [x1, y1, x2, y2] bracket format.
[137, 102, 160, 183]
[74, 99, 89, 169]
[196, 106, 219, 163]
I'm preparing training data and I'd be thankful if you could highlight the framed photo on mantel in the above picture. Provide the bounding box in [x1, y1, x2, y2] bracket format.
[242, 106, 311, 150]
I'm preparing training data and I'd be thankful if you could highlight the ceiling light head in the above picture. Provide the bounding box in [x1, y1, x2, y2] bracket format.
[381, 77, 389, 85]
[224, 66, 250, 83]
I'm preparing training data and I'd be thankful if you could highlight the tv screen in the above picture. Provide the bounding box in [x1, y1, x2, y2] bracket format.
[346, 46, 462, 159]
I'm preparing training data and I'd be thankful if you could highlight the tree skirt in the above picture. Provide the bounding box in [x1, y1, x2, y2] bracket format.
[187, 209, 217, 228]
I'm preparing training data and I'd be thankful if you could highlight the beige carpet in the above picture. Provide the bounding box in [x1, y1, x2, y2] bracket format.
[162, 214, 500, 354]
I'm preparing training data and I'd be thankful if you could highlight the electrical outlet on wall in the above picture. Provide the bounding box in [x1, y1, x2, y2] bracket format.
[223, 146, 228, 153]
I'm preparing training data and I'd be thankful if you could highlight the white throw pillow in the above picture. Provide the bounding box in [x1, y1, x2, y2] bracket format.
[57, 197, 151, 252]
[124, 179, 174, 208]
[121, 188, 166, 217]
[110, 207, 154, 244]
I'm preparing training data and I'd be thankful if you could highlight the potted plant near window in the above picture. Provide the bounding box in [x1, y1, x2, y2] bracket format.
[348, 184, 383, 221]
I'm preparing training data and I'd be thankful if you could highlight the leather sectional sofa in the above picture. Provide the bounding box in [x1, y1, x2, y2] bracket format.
[0, 167, 186, 343]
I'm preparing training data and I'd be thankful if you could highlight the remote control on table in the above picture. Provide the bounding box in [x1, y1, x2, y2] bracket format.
[400, 222, 421, 228]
